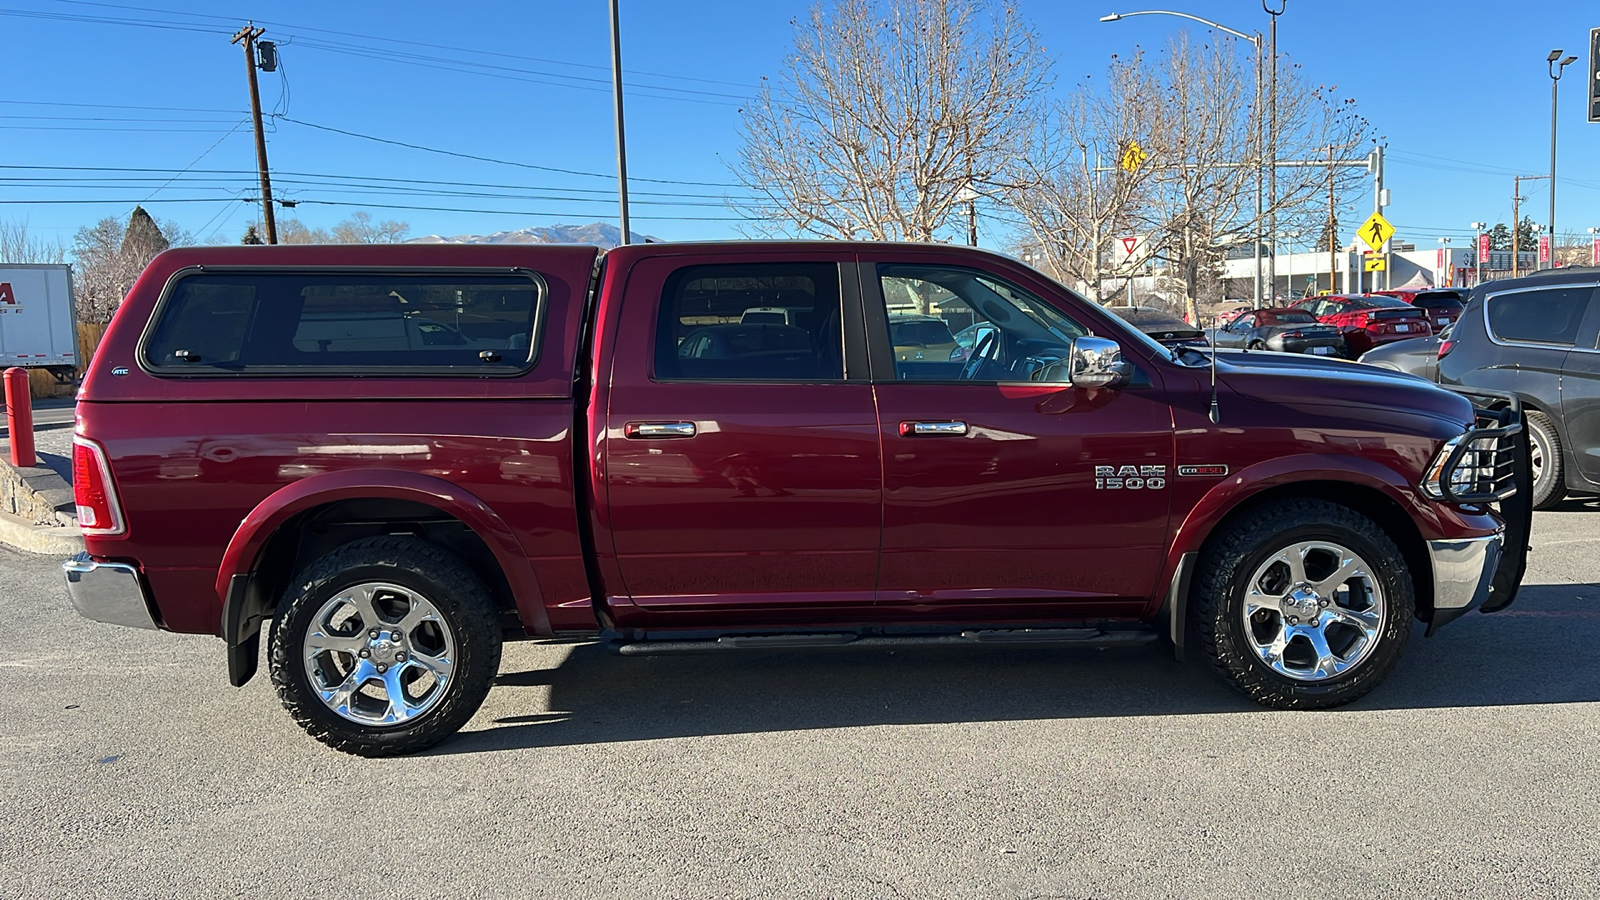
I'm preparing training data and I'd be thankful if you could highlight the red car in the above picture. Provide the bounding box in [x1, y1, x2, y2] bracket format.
[1294, 293, 1434, 356]
[63, 242, 1527, 755]
[1371, 288, 1469, 332]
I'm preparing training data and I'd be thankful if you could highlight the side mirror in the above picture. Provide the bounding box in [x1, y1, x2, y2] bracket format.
[1069, 336, 1125, 389]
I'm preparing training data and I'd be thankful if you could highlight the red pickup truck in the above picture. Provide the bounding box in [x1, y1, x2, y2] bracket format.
[63, 242, 1530, 756]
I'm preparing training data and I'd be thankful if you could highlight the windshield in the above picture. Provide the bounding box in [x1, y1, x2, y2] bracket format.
[890, 320, 955, 345]
[1264, 310, 1317, 324]
[1111, 307, 1191, 330]
[1353, 294, 1415, 310]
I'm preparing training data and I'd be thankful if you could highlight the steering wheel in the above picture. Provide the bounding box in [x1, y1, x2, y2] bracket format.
[960, 328, 1001, 381]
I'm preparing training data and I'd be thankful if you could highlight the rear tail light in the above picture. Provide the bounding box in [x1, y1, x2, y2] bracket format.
[1280, 330, 1305, 338]
[72, 437, 126, 536]
[1438, 337, 1456, 359]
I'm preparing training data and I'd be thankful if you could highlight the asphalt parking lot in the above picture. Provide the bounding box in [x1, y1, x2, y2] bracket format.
[4, 506, 1600, 899]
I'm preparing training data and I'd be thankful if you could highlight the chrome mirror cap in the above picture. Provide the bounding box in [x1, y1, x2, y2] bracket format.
[1070, 336, 1125, 389]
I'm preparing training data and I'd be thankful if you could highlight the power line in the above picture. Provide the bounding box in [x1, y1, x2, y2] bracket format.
[0, 98, 246, 114]
[10, 2, 753, 107]
[274, 117, 745, 188]
[50, 0, 754, 89]
[0, 164, 757, 201]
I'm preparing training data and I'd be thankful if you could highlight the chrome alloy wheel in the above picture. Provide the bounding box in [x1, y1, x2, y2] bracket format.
[1530, 436, 1545, 485]
[302, 582, 455, 726]
[1241, 540, 1386, 682]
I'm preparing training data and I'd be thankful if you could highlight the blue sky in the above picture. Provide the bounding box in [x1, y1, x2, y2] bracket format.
[2, 0, 1597, 251]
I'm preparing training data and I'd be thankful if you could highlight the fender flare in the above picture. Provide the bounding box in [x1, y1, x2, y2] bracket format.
[216, 469, 551, 637]
[1152, 453, 1427, 619]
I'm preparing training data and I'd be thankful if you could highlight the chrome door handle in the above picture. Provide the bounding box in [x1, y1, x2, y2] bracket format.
[625, 421, 697, 439]
[899, 420, 969, 437]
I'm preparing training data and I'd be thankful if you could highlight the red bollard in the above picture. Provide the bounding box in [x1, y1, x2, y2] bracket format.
[4, 367, 36, 469]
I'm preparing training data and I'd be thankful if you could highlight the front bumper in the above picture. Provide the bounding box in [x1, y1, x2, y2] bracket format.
[1425, 533, 1503, 634]
[62, 552, 159, 630]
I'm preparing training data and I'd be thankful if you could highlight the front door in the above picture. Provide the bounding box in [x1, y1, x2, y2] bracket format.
[600, 253, 882, 625]
[861, 254, 1175, 620]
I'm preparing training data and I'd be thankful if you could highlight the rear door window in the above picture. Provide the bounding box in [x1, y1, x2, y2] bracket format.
[655, 263, 843, 381]
[1487, 286, 1596, 346]
[143, 270, 544, 374]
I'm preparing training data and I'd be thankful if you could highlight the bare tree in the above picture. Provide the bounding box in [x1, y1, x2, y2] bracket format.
[1006, 34, 1372, 320]
[0, 219, 68, 264]
[1000, 57, 1162, 301]
[278, 218, 333, 244]
[734, 0, 1051, 241]
[71, 207, 181, 323]
[331, 211, 409, 244]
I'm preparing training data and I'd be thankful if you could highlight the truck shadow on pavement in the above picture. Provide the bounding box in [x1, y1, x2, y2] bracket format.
[439, 580, 1600, 755]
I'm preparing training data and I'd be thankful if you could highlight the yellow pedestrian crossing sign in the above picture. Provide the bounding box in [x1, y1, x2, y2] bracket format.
[1357, 212, 1394, 252]
[1363, 254, 1386, 272]
[1119, 140, 1147, 174]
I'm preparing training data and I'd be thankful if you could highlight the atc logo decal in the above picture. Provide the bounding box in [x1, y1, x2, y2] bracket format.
[0, 282, 16, 310]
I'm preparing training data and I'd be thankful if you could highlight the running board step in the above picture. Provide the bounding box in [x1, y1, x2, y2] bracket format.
[607, 628, 1158, 657]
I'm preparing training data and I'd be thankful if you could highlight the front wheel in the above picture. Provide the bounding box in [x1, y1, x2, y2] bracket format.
[269, 536, 503, 756]
[1192, 500, 1415, 709]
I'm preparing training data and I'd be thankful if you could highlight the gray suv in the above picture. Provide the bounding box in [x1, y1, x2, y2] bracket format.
[1439, 267, 1600, 508]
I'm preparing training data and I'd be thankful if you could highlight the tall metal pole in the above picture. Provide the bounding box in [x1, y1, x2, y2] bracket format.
[609, 0, 632, 245]
[1372, 144, 1386, 290]
[1264, 1, 1284, 301]
[1547, 51, 1577, 268]
[1253, 34, 1264, 308]
[231, 23, 276, 244]
[1550, 69, 1558, 267]
[1326, 143, 1335, 295]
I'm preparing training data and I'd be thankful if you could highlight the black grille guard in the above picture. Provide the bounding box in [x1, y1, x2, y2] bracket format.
[1439, 386, 1532, 615]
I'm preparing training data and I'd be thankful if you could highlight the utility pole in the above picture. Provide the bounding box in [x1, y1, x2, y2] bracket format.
[1511, 174, 1548, 279]
[965, 123, 978, 247]
[1371, 144, 1387, 290]
[231, 23, 276, 244]
[1327, 143, 1336, 294]
[608, 0, 632, 245]
[1263, 0, 1285, 302]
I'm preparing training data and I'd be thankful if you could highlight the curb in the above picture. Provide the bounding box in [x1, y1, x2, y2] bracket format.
[0, 510, 83, 555]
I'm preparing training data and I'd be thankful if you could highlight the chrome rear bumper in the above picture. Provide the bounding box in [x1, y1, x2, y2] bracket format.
[62, 552, 158, 630]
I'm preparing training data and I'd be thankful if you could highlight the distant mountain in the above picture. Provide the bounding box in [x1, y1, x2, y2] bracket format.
[408, 222, 657, 249]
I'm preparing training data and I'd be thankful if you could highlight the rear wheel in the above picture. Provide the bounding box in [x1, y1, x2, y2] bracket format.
[1527, 410, 1567, 509]
[269, 536, 502, 756]
[1193, 500, 1414, 709]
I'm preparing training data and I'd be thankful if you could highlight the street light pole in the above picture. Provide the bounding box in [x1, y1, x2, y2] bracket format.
[1264, 0, 1285, 300]
[1098, 10, 1265, 307]
[1548, 49, 1578, 268]
[609, 0, 632, 246]
[1471, 221, 1486, 285]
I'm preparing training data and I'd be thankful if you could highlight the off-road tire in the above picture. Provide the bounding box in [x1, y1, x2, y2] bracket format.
[1192, 499, 1415, 710]
[269, 536, 502, 757]
[1527, 410, 1567, 510]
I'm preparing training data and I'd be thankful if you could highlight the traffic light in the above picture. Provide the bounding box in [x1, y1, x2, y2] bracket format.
[1591, 27, 1600, 124]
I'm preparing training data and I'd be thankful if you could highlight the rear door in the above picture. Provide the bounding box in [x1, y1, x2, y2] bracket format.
[860, 251, 1174, 619]
[599, 250, 883, 623]
[1540, 283, 1600, 483]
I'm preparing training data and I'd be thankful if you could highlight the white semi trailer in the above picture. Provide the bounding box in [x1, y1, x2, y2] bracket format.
[0, 264, 78, 381]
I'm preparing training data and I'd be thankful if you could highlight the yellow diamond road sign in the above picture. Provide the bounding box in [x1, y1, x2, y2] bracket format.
[1357, 212, 1394, 252]
[1120, 140, 1147, 174]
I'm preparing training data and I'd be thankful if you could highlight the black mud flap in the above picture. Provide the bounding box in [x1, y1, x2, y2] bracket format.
[1442, 388, 1532, 617]
[221, 574, 266, 687]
